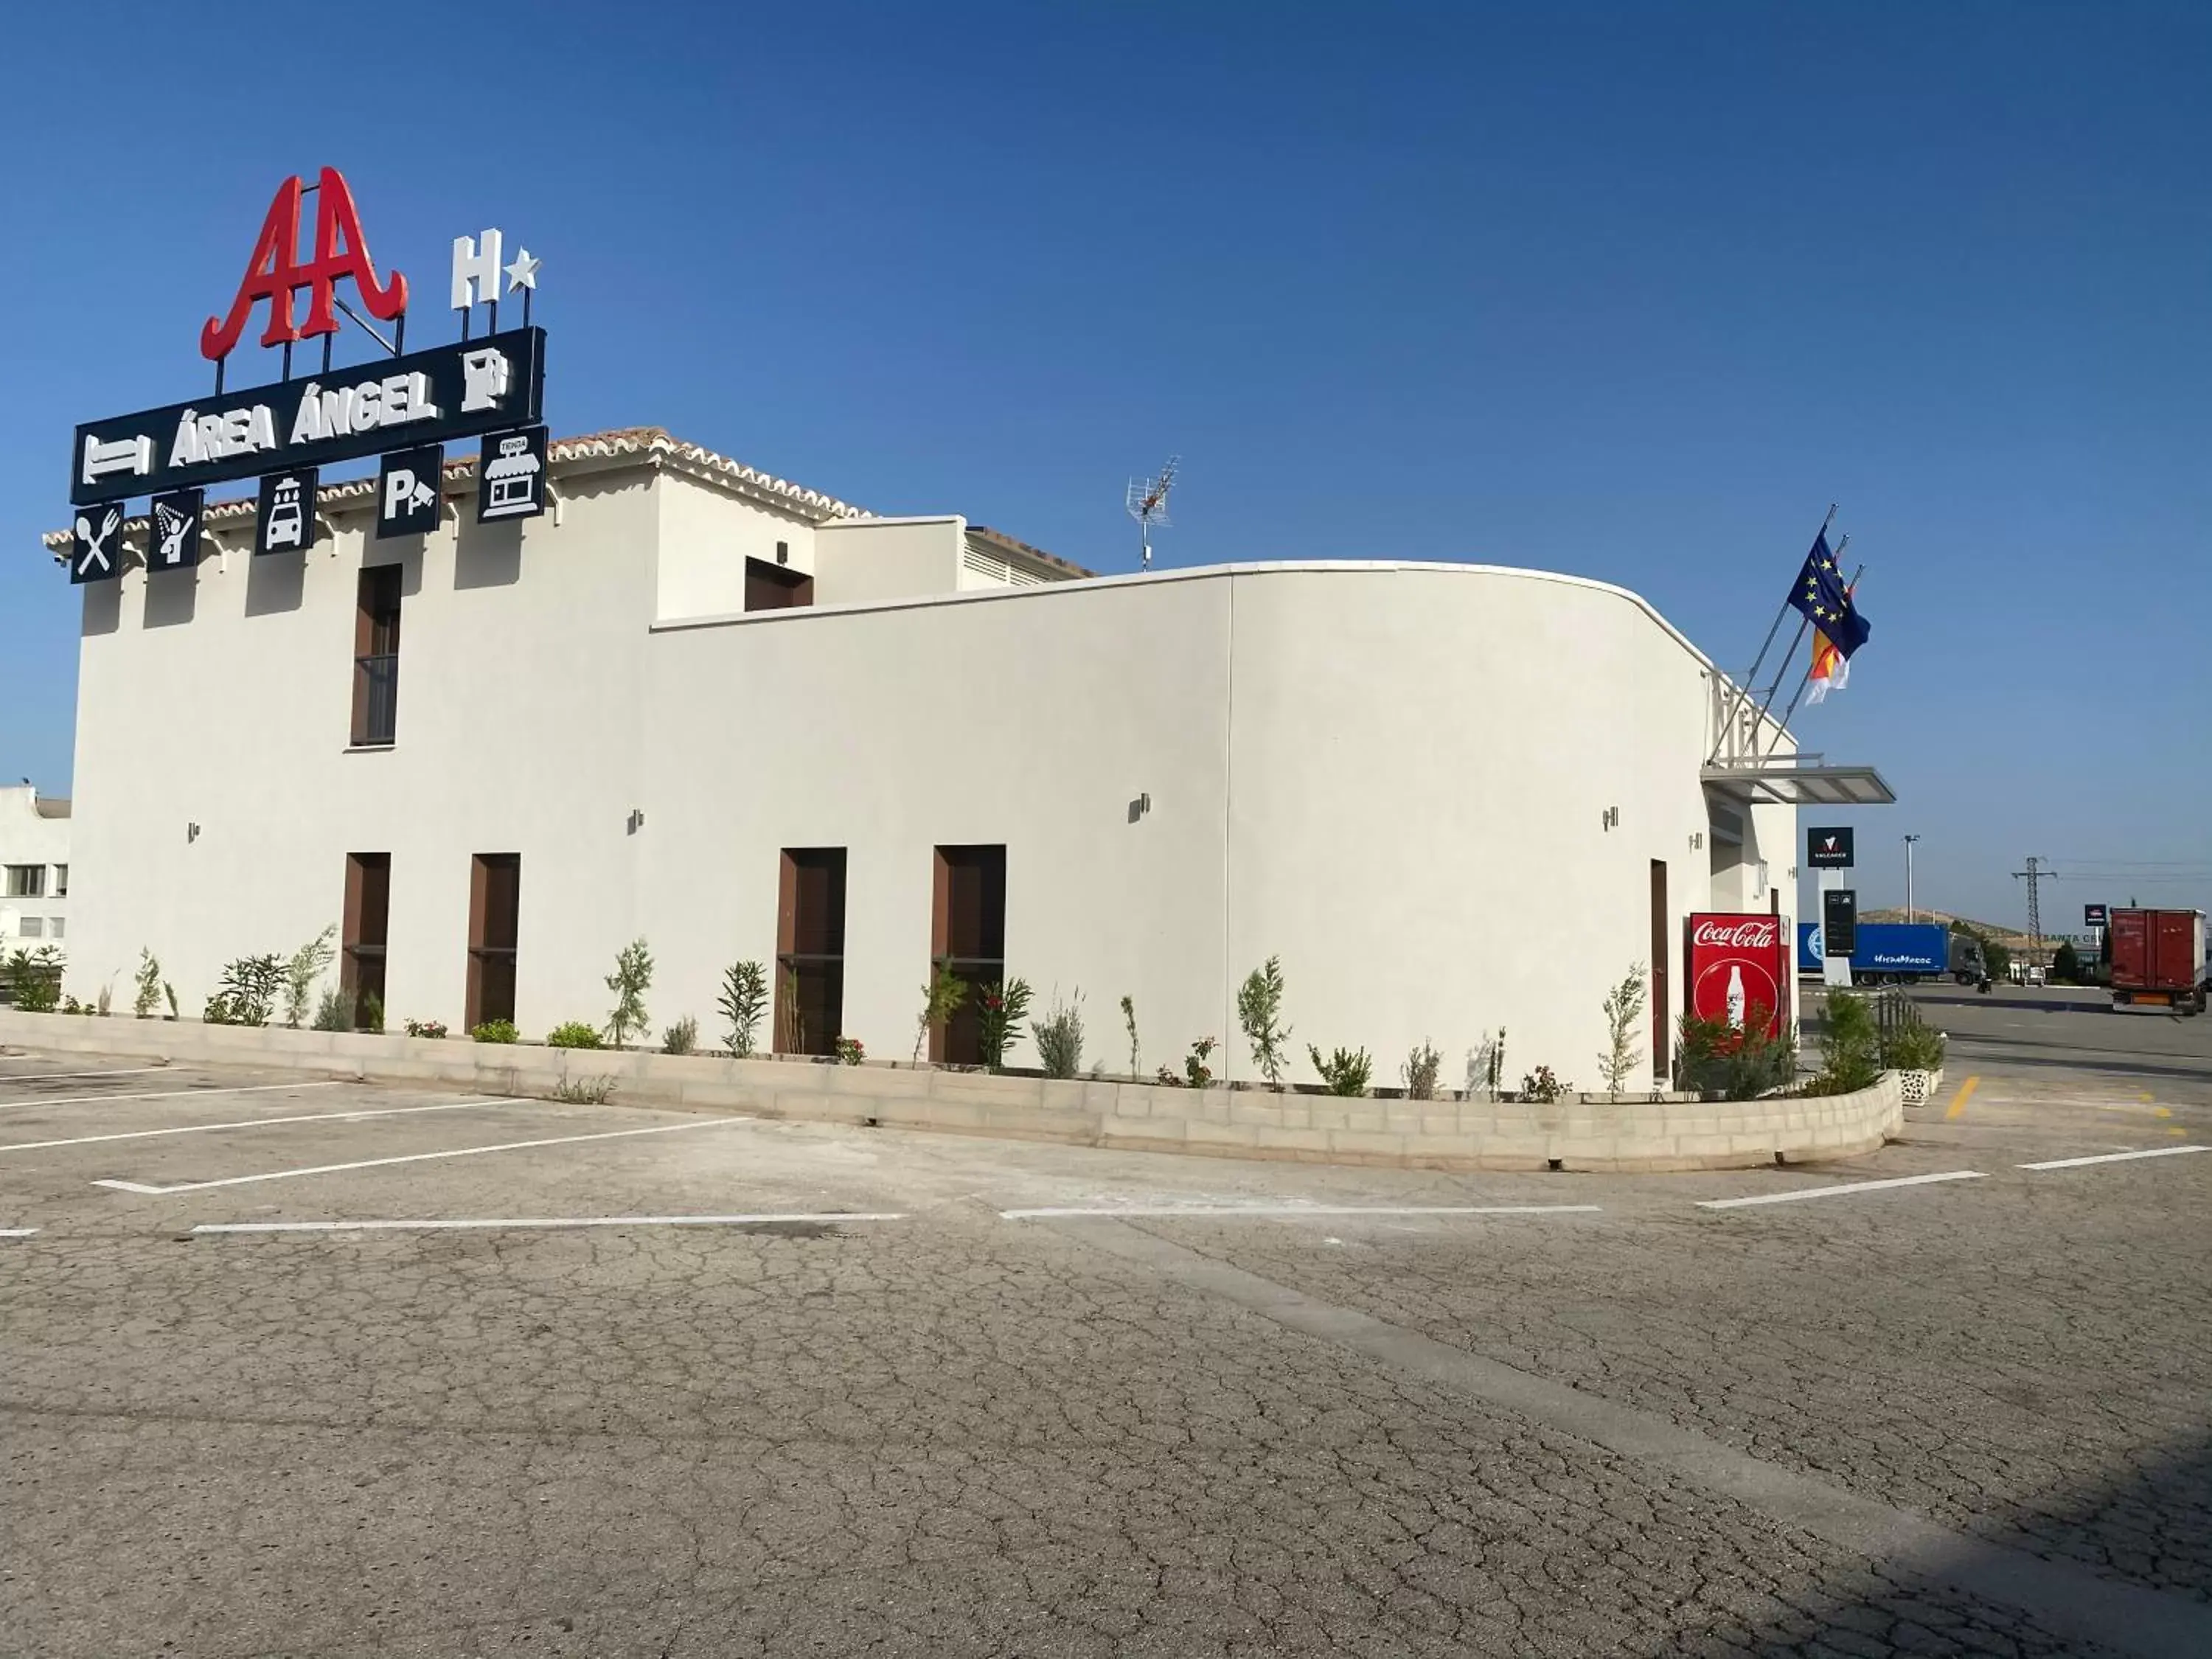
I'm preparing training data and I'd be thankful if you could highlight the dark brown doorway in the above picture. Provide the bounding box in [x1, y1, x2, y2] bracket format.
[1649, 859, 1670, 1084]
[466, 854, 521, 1029]
[931, 845, 1006, 1065]
[1771, 884, 1788, 1036]
[775, 848, 846, 1055]
[341, 852, 390, 1028]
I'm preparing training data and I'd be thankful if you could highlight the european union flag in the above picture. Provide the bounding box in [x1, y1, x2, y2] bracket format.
[1787, 530, 1869, 657]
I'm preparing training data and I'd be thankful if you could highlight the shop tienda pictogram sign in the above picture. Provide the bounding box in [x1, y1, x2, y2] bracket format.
[66, 168, 549, 577]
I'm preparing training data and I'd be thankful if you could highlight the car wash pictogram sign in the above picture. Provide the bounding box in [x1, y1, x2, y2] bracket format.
[66, 167, 550, 580]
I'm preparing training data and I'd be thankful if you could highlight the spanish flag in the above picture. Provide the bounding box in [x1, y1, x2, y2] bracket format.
[1805, 627, 1847, 703]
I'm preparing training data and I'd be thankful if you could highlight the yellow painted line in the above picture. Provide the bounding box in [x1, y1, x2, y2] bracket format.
[2140, 1091, 2156, 1103]
[2154, 1107, 2172, 1119]
[1946, 1075, 1981, 1121]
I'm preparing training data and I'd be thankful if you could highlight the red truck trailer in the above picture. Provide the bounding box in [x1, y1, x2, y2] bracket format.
[2108, 908, 2208, 1015]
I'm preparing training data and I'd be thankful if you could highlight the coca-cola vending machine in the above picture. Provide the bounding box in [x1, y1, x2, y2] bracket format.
[1686, 914, 1788, 1040]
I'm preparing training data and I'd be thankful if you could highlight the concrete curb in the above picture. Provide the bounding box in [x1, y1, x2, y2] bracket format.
[0, 1009, 1902, 1173]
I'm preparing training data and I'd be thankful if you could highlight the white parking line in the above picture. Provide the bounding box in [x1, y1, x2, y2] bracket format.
[1001, 1203, 1603, 1220]
[193, 1211, 905, 1235]
[0, 1098, 519, 1154]
[2019, 1146, 2209, 1172]
[1697, 1170, 1986, 1209]
[92, 1116, 753, 1194]
[0, 1227, 38, 1238]
[0, 1080, 346, 1113]
[0, 1065, 171, 1085]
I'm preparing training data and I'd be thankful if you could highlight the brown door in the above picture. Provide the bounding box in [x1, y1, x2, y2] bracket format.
[774, 849, 846, 1055]
[466, 854, 521, 1029]
[341, 852, 391, 1027]
[1649, 860, 1669, 1083]
[931, 845, 1006, 1064]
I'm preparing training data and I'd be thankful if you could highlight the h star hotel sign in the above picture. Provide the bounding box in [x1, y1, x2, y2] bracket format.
[66, 167, 549, 582]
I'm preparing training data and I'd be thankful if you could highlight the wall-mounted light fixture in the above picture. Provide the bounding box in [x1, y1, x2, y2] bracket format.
[627, 809, 645, 835]
[1601, 806, 1620, 831]
[1127, 792, 1151, 824]
[1689, 830, 1705, 851]
[187, 822, 201, 843]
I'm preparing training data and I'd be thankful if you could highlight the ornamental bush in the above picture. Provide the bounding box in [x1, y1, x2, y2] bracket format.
[547, 1021, 602, 1050]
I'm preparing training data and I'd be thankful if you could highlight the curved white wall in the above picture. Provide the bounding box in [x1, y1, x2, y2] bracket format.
[59, 461, 1790, 1085]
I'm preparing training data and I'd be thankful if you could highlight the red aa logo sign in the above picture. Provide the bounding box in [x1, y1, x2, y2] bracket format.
[200, 168, 410, 361]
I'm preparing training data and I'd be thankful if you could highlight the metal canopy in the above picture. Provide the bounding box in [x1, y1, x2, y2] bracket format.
[1701, 759, 1896, 807]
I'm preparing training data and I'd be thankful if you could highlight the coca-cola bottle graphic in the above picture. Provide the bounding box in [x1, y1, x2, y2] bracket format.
[1725, 964, 1747, 1032]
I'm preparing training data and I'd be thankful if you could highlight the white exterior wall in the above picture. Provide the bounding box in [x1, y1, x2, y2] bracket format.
[58, 458, 1791, 1079]
[812, 518, 964, 608]
[654, 473, 818, 623]
[0, 786, 71, 951]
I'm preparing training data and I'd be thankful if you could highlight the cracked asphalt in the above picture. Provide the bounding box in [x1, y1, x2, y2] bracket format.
[1, 985, 2206, 1657]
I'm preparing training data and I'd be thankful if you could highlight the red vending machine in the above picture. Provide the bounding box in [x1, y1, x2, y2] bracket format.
[1686, 914, 1789, 1040]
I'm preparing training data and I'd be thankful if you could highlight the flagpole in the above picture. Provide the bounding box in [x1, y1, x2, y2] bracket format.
[1765, 561, 1865, 756]
[1708, 505, 1836, 763]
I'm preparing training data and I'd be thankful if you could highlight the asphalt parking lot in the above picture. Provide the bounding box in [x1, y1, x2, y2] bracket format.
[2, 994, 2207, 1658]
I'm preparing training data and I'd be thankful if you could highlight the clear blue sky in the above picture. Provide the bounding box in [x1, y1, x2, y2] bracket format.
[4, 1, 2206, 931]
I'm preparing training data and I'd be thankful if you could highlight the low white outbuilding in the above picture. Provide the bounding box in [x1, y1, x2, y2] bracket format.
[0, 784, 71, 958]
[43, 427, 1837, 1086]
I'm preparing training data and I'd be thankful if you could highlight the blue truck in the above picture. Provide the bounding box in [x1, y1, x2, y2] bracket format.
[1798, 922, 1986, 985]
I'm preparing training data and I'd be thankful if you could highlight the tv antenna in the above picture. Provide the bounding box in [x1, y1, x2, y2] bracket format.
[1125, 456, 1179, 570]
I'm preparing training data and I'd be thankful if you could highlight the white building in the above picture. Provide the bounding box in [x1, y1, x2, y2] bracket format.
[41, 426, 1882, 1085]
[0, 784, 71, 957]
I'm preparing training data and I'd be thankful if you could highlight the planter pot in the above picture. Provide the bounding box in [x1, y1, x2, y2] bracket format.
[1896, 1068, 1942, 1107]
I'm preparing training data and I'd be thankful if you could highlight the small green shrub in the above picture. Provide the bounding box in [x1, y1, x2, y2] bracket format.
[661, 1015, 698, 1056]
[1121, 994, 1141, 1078]
[552, 1075, 616, 1104]
[162, 981, 178, 1020]
[914, 959, 966, 1062]
[203, 992, 236, 1026]
[1161, 1036, 1216, 1088]
[718, 960, 768, 1057]
[1236, 956, 1293, 1086]
[605, 938, 654, 1049]
[547, 1021, 602, 1050]
[1517, 1064, 1569, 1104]
[977, 977, 1033, 1073]
[1879, 1002, 1947, 1072]
[1674, 1009, 1797, 1100]
[472, 1018, 519, 1044]
[311, 987, 353, 1032]
[7, 946, 64, 1012]
[358, 990, 385, 1035]
[835, 1035, 865, 1065]
[1816, 992, 1882, 1093]
[217, 954, 285, 1026]
[1597, 963, 1648, 1093]
[404, 1018, 449, 1040]
[1034, 990, 1085, 1079]
[284, 925, 337, 1028]
[133, 949, 164, 1019]
[1401, 1039, 1442, 1101]
[1311, 1044, 1374, 1096]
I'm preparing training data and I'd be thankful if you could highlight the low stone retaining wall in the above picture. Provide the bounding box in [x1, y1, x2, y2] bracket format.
[0, 1009, 1902, 1172]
